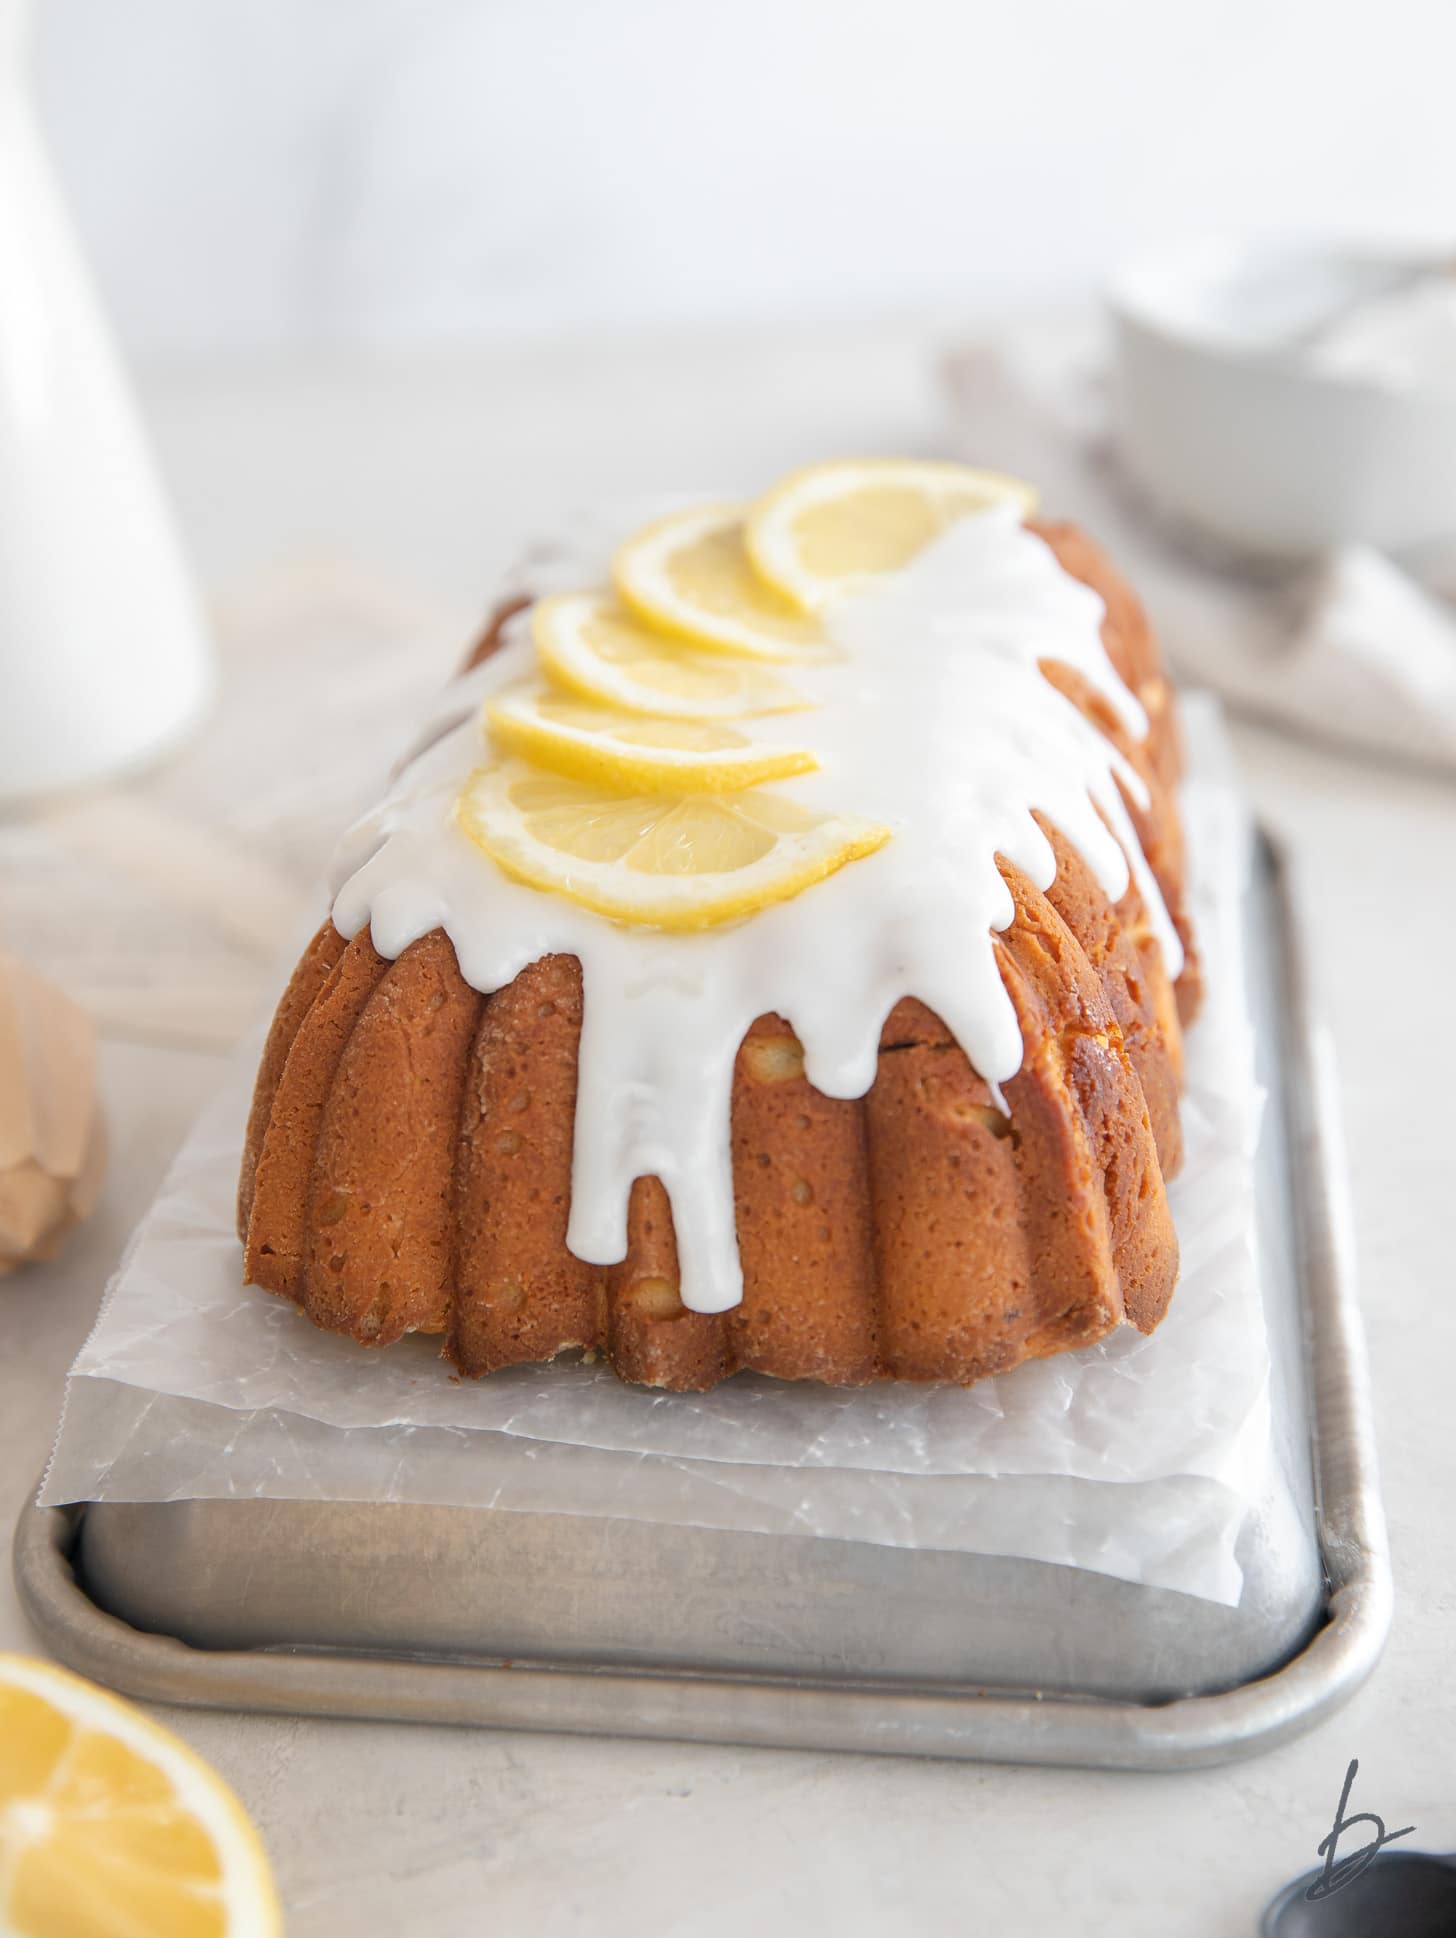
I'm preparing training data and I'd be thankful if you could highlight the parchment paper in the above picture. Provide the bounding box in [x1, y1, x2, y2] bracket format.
[43, 699, 1274, 1604]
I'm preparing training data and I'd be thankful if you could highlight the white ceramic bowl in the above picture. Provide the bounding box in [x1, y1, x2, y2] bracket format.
[1109, 238, 1456, 558]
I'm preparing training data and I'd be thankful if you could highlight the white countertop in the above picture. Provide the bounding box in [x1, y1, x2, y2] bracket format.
[3, 325, 1453, 1936]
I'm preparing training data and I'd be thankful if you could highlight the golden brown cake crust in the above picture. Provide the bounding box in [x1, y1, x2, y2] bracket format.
[450, 954, 601, 1374]
[238, 520, 1195, 1390]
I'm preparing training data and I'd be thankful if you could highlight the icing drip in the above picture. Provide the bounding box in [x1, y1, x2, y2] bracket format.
[329, 505, 1182, 1315]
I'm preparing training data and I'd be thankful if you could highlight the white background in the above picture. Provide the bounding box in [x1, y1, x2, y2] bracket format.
[32, 0, 1456, 355]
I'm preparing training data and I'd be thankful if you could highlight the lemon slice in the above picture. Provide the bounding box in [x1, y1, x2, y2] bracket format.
[458, 758, 888, 930]
[0, 1652, 281, 1938]
[532, 591, 807, 720]
[745, 458, 1039, 612]
[612, 505, 831, 662]
[487, 685, 817, 794]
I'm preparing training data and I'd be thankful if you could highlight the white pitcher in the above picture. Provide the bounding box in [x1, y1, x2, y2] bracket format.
[0, 0, 212, 804]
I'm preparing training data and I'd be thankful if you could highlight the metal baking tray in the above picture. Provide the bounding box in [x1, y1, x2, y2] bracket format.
[13, 832, 1390, 1767]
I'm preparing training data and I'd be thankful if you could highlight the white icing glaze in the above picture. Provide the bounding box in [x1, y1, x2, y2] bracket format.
[329, 504, 1182, 1315]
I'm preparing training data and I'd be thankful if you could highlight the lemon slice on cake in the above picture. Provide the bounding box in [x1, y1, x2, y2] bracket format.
[745, 458, 1039, 612]
[532, 591, 807, 720]
[458, 759, 887, 930]
[0, 1653, 281, 1938]
[612, 505, 831, 662]
[487, 686, 816, 794]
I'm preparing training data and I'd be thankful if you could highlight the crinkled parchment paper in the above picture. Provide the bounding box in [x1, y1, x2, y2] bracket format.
[44, 699, 1277, 1603]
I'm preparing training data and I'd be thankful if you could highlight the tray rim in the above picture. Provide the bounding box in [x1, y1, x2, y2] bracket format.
[10, 828, 1392, 1769]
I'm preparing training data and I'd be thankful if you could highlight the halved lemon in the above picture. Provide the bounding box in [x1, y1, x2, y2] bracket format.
[532, 591, 807, 720]
[0, 1652, 281, 1938]
[745, 458, 1039, 612]
[611, 505, 831, 662]
[458, 758, 888, 930]
[486, 685, 817, 794]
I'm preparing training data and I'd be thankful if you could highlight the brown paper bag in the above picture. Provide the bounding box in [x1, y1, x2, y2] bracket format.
[0, 954, 105, 1273]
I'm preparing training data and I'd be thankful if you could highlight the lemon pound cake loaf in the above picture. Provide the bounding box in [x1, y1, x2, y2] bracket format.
[240, 461, 1201, 1391]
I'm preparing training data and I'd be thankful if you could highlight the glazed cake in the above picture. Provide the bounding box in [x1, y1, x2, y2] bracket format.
[239, 462, 1200, 1391]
